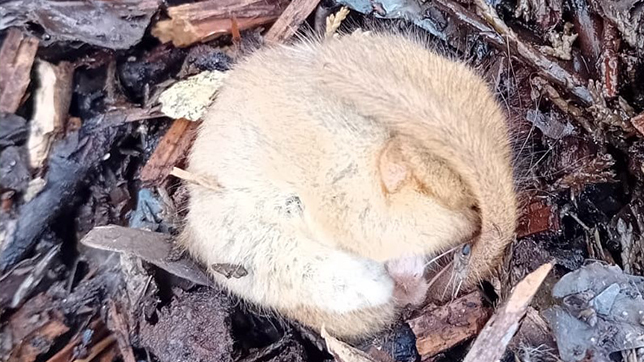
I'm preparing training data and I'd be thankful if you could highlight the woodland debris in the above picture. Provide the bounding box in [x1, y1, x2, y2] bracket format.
[544, 263, 644, 361]
[152, 0, 288, 47]
[0, 113, 130, 272]
[0, 247, 58, 310]
[140, 118, 199, 186]
[540, 22, 578, 61]
[0, 28, 38, 113]
[630, 112, 644, 136]
[0, 113, 28, 149]
[507, 307, 558, 359]
[2, 293, 70, 362]
[264, 0, 322, 43]
[570, 0, 602, 69]
[74, 335, 117, 362]
[321, 326, 378, 362]
[27, 60, 74, 170]
[107, 301, 136, 362]
[2, 245, 59, 310]
[462, 262, 553, 362]
[117, 45, 187, 104]
[237, 333, 309, 362]
[80, 225, 212, 286]
[600, 23, 620, 99]
[587, 0, 644, 53]
[0, 0, 159, 49]
[525, 109, 575, 140]
[609, 200, 644, 275]
[43, 319, 108, 362]
[158, 70, 227, 121]
[407, 291, 492, 360]
[0, 146, 29, 193]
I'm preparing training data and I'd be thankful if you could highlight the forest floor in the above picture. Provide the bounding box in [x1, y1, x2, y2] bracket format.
[0, 0, 643, 361]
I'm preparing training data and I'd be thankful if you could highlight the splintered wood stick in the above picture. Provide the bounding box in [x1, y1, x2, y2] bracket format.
[139, 118, 199, 186]
[264, 0, 321, 43]
[462, 262, 553, 362]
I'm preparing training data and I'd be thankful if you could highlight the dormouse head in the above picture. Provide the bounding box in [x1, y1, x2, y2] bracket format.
[362, 136, 481, 259]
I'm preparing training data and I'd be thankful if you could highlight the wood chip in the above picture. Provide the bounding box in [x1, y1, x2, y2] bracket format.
[140, 118, 199, 186]
[407, 291, 492, 359]
[264, 0, 321, 43]
[80, 225, 212, 286]
[0, 28, 39, 113]
[462, 262, 554, 362]
[27, 60, 74, 169]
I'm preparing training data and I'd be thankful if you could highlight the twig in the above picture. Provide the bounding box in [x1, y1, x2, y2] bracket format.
[107, 301, 136, 362]
[462, 262, 553, 362]
[264, 0, 321, 43]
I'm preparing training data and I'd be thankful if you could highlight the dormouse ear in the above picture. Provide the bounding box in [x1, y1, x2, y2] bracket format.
[379, 139, 410, 194]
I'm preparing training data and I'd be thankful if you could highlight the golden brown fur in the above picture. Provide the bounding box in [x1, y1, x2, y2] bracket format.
[180, 30, 517, 339]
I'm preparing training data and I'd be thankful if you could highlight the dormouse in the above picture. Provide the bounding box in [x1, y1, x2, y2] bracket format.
[181, 31, 517, 339]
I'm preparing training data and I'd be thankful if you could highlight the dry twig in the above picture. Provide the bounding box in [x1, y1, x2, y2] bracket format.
[462, 262, 553, 362]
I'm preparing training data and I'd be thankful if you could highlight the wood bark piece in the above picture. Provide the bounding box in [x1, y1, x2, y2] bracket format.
[516, 199, 559, 238]
[462, 262, 554, 362]
[140, 118, 199, 186]
[0, 28, 39, 113]
[600, 23, 620, 99]
[631, 112, 644, 136]
[80, 225, 212, 287]
[264, 0, 321, 43]
[407, 291, 492, 360]
[152, 0, 288, 47]
[27, 60, 74, 169]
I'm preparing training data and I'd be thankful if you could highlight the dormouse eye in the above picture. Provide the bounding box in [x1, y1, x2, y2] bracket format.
[461, 244, 471, 256]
